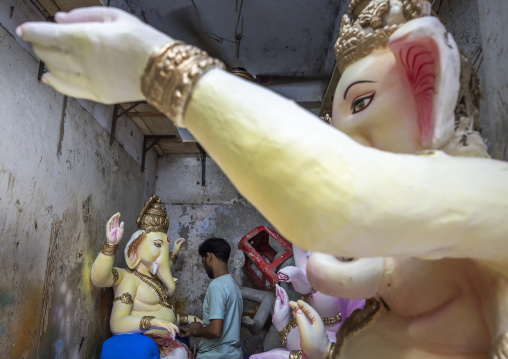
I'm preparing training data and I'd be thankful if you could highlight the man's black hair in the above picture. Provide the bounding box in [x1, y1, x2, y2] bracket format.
[198, 237, 231, 263]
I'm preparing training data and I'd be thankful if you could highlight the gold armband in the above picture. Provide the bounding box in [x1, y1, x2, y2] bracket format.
[289, 350, 303, 359]
[326, 342, 336, 359]
[140, 316, 155, 331]
[111, 268, 119, 286]
[101, 242, 119, 256]
[168, 252, 178, 264]
[141, 41, 225, 128]
[179, 314, 189, 326]
[113, 292, 133, 305]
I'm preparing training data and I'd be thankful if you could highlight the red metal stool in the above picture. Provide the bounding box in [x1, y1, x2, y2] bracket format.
[238, 226, 293, 290]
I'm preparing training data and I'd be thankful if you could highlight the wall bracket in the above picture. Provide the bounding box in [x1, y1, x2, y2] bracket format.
[141, 135, 176, 172]
[109, 102, 146, 145]
[196, 143, 207, 186]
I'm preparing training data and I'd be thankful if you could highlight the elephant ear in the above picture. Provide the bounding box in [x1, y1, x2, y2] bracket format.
[388, 16, 461, 149]
[124, 230, 145, 269]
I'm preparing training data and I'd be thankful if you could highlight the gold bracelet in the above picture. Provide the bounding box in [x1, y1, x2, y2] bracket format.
[326, 342, 336, 359]
[111, 268, 119, 286]
[179, 314, 189, 326]
[141, 41, 225, 128]
[113, 292, 133, 305]
[169, 252, 178, 264]
[101, 242, 119, 256]
[289, 350, 303, 359]
[139, 315, 155, 331]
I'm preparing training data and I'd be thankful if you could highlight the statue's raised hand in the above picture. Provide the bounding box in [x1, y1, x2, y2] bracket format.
[106, 213, 124, 245]
[16, 7, 172, 104]
[172, 238, 185, 254]
[272, 284, 291, 331]
[289, 300, 330, 359]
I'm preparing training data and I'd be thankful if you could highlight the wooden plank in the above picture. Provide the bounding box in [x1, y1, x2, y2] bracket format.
[127, 112, 165, 118]
[39, 0, 103, 15]
[130, 117, 152, 136]
[38, 0, 60, 15]
[54, 0, 104, 13]
[158, 141, 201, 155]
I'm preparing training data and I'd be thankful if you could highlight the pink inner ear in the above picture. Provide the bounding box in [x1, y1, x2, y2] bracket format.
[390, 37, 439, 147]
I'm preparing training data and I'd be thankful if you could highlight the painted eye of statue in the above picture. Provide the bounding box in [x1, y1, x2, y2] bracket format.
[351, 92, 375, 114]
[154, 242, 162, 248]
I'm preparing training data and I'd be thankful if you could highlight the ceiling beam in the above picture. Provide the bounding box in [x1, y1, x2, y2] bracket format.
[37, 0, 103, 16]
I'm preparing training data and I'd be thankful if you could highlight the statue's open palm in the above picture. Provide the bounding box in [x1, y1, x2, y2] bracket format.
[106, 212, 124, 244]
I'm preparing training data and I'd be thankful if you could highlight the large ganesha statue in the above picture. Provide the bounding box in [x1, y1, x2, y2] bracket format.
[17, 0, 508, 358]
[91, 195, 198, 359]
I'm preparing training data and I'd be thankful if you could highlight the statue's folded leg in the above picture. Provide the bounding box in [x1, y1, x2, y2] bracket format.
[100, 333, 160, 359]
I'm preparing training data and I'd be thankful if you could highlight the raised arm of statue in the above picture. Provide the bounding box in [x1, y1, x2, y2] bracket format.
[184, 70, 508, 272]
[91, 213, 126, 288]
[18, 7, 508, 273]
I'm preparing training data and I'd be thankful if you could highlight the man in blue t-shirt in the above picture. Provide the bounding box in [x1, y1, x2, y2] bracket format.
[179, 238, 243, 359]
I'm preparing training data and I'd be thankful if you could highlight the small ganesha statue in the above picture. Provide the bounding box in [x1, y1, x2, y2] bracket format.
[91, 195, 198, 359]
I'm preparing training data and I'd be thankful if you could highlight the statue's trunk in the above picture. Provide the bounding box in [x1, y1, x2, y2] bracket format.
[154, 249, 176, 296]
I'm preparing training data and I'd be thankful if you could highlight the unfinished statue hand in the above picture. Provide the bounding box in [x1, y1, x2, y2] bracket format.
[289, 300, 330, 359]
[16, 7, 172, 103]
[106, 212, 124, 245]
[272, 284, 291, 331]
[172, 238, 185, 254]
[151, 318, 180, 340]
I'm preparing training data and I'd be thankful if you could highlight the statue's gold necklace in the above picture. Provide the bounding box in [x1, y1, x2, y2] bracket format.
[130, 269, 174, 311]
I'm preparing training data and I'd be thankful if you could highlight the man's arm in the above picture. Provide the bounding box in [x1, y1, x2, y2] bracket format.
[180, 319, 223, 339]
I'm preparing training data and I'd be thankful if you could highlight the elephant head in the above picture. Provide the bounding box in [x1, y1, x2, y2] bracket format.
[124, 195, 176, 296]
[307, 0, 488, 300]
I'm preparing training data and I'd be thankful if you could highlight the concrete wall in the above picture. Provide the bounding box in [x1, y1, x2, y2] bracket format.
[0, 1, 157, 358]
[477, 0, 508, 160]
[156, 154, 283, 356]
[434, 0, 508, 159]
[156, 154, 275, 316]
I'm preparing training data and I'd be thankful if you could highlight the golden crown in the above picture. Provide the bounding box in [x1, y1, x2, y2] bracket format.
[137, 195, 169, 233]
[335, 0, 431, 73]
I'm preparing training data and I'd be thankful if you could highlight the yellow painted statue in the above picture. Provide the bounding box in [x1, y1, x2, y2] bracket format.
[91, 195, 197, 358]
[18, 0, 508, 358]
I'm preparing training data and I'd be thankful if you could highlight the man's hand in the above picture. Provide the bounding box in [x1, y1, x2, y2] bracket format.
[106, 213, 124, 245]
[178, 325, 191, 338]
[16, 7, 172, 104]
[178, 321, 202, 338]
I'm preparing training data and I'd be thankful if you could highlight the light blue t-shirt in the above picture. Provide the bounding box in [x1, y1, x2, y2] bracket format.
[197, 274, 243, 359]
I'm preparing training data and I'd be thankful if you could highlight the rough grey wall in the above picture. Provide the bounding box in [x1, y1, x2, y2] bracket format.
[156, 155, 275, 315]
[0, 2, 157, 358]
[477, 0, 508, 160]
[156, 154, 281, 356]
[433, 0, 507, 158]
